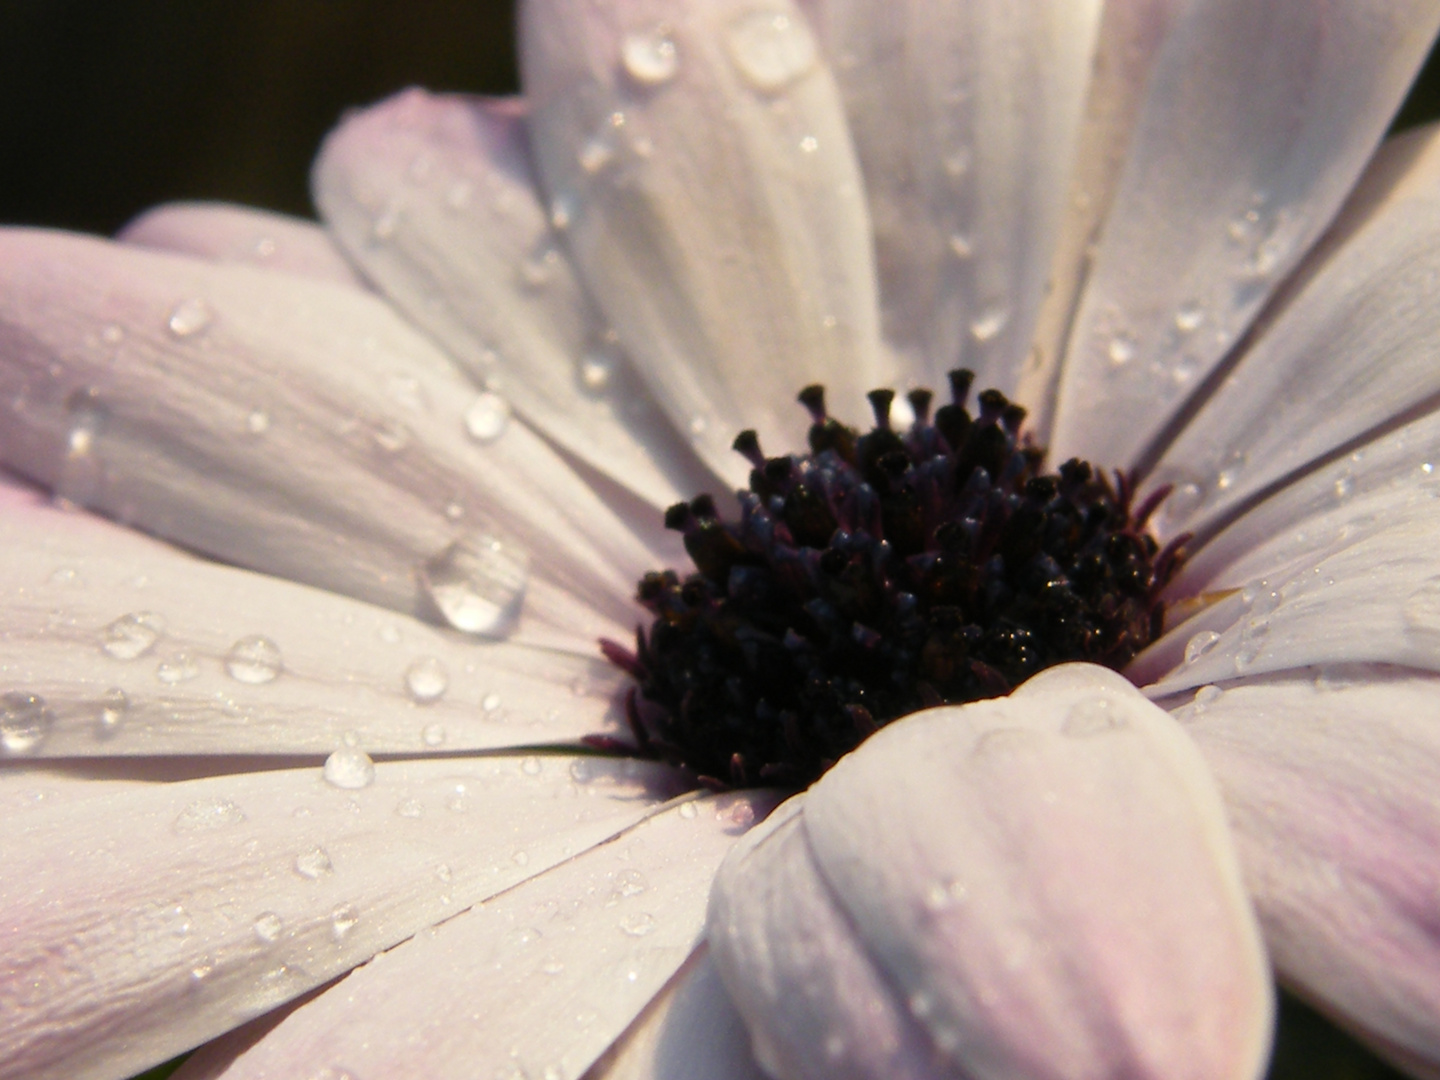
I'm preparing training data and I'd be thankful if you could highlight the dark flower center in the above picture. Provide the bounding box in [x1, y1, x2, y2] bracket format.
[597, 371, 1186, 790]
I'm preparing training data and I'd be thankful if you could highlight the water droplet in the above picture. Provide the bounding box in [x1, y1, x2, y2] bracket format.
[464, 392, 511, 443]
[549, 198, 574, 232]
[246, 409, 270, 434]
[1174, 305, 1203, 333]
[330, 904, 359, 941]
[1233, 636, 1264, 673]
[969, 307, 1008, 343]
[613, 869, 647, 897]
[96, 687, 129, 737]
[379, 624, 402, 645]
[1333, 476, 1354, 500]
[688, 415, 708, 436]
[972, 726, 1039, 758]
[512, 850, 530, 866]
[923, 878, 968, 911]
[482, 692, 502, 712]
[413, 724, 445, 751]
[294, 847, 334, 880]
[445, 784, 469, 813]
[519, 246, 561, 289]
[226, 635, 283, 684]
[156, 652, 200, 684]
[395, 798, 424, 818]
[1216, 467, 1237, 491]
[521, 755, 542, 776]
[622, 26, 680, 86]
[1062, 697, 1126, 737]
[420, 534, 529, 637]
[371, 419, 410, 454]
[405, 657, 448, 703]
[578, 136, 614, 174]
[0, 693, 54, 754]
[569, 759, 593, 783]
[253, 912, 284, 945]
[540, 958, 566, 975]
[578, 353, 613, 394]
[1184, 630, 1222, 665]
[618, 911, 657, 937]
[798, 134, 818, 154]
[436, 863, 454, 883]
[101, 611, 164, 660]
[1193, 684, 1223, 710]
[726, 9, 817, 92]
[947, 233, 974, 260]
[167, 298, 212, 338]
[1107, 334, 1136, 366]
[678, 800, 698, 819]
[174, 797, 247, 832]
[323, 747, 375, 790]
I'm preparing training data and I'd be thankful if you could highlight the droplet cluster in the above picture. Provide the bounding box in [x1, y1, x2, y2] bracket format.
[605, 374, 1185, 788]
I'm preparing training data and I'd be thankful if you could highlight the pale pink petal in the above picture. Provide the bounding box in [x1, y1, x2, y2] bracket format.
[588, 945, 767, 1080]
[119, 202, 364, 288]
[799, 0, 1101, 399]
[1052, 0, 1440, 468]
[314, 89, 718, 513]
[0, 229, 663, 654]
[1145, 123, 1440, 544]
[520, 0, 888, 485]
[208, 792, 778, 1080]
[0, 478, 629, 757]
[1177, 670, 1440, 1074]
[717, 665, 1271, 1080]
[0, 755, 687, 1080]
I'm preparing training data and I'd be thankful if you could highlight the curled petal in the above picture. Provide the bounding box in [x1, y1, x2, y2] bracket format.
[712, 665, 1271, 1080]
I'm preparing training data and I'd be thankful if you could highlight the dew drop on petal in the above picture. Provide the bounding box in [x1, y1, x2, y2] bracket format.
[96, 687, 130, 738]
[521, 755, 542, 776]
[1193, 685, 1223, 711]
[174, 797, 247, 832]
[1184, 630, 1222, 665]
[1106, 335, 1136, 366]
[725, 9, 817, 92]
[253, 912, 284, 945]
[618, 911, 657, 937]
[464, 392, 511, 443]
[395, 798, 424, 819]
[421, 723, 447, 747]
[294, 847, 334, 880]
[0, 692, 54, 754]
[101, 611, 164, 659]
[226, 635, 283, 684]
[578, 353, 613, 394]
[947, 233, 973, 260]
[1174, 304, 1204, 333]
[246, 409, 270, 435]
[1061, 697, 1126, 737]
[622, 26, 680, 85]
[578, 136, 615, 175]
[420, 534, 529, 637]
[405, 657, 449, 703]
[482, 692, 502, 712]
[330, 905, 360, 942]
[167, 298, 212, 338]
[323, 747, 375, 790]
[678, 800, 698, 820]
[969, 307, 1008, 343]
[156, 652, 201, 685]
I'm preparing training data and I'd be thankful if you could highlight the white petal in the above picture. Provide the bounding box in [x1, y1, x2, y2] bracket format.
[789, 665, 1271, 1080]
[1135, 442, 1440, 695]
[801, 0, 1100, 397]
[588, 945, 767, 1080]
[0, 755, 685, 1080]
[1177, 670, 1440, 1072]
[0, 229, 659, 653]
[207, 791, 778, 1080]
[520, 0, 887, 484]
[1145, 123, 1440, 543]
[313, 89, 718, 511]
[0, 479, 630, 756]
[1052, 0, 1440, 468]
[119, 202, 365, 287]
[709, 798, 946, 1080]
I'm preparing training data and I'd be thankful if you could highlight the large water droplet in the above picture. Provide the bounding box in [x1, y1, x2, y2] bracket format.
[253, 911, 284, 945]
[1184, 630, 1222, 665]
[167, 298, 212, 338]
[173, 797, 247, 832]
[294, 847, 334, 880]
[102, 611, 164, 659]
[323, 747, 376, 790]
[0, 692, 54, 754]
[226, 636, 283, 684]
[464, 391, 511, 443]
[622, 26, 680, 85]
[420, 534, 529, 637]
[726, 9, 818, 92]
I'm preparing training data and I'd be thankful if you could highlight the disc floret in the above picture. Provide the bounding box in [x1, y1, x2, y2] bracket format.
[600, 372, 1186, 789]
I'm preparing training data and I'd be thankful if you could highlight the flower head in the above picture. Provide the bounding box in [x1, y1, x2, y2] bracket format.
[5, 2, 1440, 1079]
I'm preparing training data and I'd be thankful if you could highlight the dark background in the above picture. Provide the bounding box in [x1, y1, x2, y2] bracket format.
[0, 4, 1432, 1079]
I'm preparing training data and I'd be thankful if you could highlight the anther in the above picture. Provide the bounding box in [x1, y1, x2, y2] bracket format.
[947, 368, 975, 407]
[732, 429, 765, 469]
[907, 388, 934, 423]
[797, 384, 828, 421]
[867, 388, 895, 430]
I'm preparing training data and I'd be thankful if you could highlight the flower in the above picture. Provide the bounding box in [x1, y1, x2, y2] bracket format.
[4, 1, 1440, 1079]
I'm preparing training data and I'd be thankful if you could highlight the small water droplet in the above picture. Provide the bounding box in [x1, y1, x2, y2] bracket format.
[908, 991, 935, 1019]
[519, 246, 561, 289]
[379, 624, 402, 645]
[798, 134, 818, 153]
[613, 869, 647, 897]
[395, 798, 424, 818]
[618, 911, 657, 937]
[569, 759, 593, 783]
[688, 415, 708, 436]
[540, 958, 566, 975]
[969, 307, 1008, 343]
[445, 784, 469, 813]
[1184, 630, 1222, 665]
[1193, 684, 1223, 710]
[167, 298, 212, 338]
[96, 687, 129, 737]
[253, 912, 284, 945]
[323, 747, 375, 790]
[226, 636, 283, 684]
[578, 136, 614, 174]
[947, 233, 974, 259]
[725, 9, 817, 92]
[1107, 334, 1136, 366]
[1216, 467, 1237, 491]
[174, 797, 247, 832]
[621, 26, 680, 85]
[512, 849, 530, 866]
[330, 904, 359, 941]
[0, 692, 54, 754]
[549, 198, 574, 232]
[1333, 476, 1354, 500]
[1174, 305, 1203, 333]
[294, 847, 334, 880]
[1062, 697, 1126, 737]
[246, 409, 270, 434]
[678, 801, 698, 820]
[101, 611, 164, 659]
[436, 863, 454, 883]
[405, 657, 449, 703]
[464, 392, 511, 443]
[521, 755, 542, 776]
[156, 652, 200, 684]
[420, 534, 529, 637]
[578, 353, 613, 394]
[972, 726, 1039, 758]
[371, 419, 410, 454]
[482, 692, 502, 712]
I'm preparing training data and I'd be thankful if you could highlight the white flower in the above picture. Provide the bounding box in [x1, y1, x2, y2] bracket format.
[3, 1, 1440, 1079]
